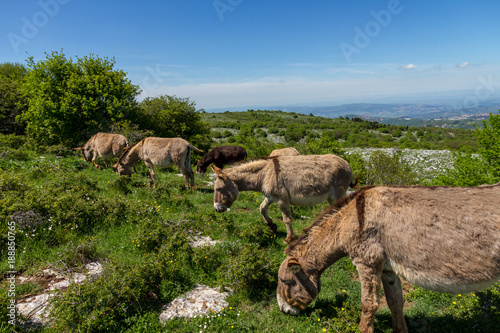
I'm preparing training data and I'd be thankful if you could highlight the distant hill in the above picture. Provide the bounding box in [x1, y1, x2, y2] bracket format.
[201, 109, 480, 151]
[281, 103, 500, 119]
[207, 101, 500, 129]
[208, 101, 500, 120]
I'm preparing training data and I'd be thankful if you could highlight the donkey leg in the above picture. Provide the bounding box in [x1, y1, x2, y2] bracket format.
[277, 201, 295, 243]
[356, 263, 383, 333]
[259, 197, 277, 233]
[145, 162, 157, 188]
[179, 165, 194, 189]
[381, 272, 407, 333]
[92, 153, 102, 170]
[183, 171, 195, 189]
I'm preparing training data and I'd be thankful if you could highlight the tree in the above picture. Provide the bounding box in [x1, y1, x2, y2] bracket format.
[0, 62, 28, 134]
[475, 111, 500, 178]
[137, 94, 211, 148]
[21, 50, 141, 146]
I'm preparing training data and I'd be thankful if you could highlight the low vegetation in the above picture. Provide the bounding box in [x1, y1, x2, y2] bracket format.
[1, 53, 500, 332]
[1, 116, 499, 332]
[203, 110, 480, 152]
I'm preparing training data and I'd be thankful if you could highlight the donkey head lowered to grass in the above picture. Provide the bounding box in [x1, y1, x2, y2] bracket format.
[113, 137, 204, 188]
[277, 184, 500, 333]
[74, 132, 129, 169]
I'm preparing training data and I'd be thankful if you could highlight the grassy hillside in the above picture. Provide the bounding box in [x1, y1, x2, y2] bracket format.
[1, 134, 499, 332]
[202, 110, 479, 152]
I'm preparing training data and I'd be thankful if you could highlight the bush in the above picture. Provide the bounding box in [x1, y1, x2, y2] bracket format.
[239, 223, 277, 247]
[50, 241, 196, 332]
[365, 149, 417, 185]
[0, 134, 26, 149]
[431, 152, 497, 186]
[217, 243, 279, 299]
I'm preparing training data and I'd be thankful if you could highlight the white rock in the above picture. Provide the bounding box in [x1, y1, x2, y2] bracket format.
[159, 285, 232, 322]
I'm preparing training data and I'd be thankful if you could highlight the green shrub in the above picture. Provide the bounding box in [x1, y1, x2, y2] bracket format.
[239, 223, 277, 247]
[55, 236, 98, 268]
[50, 247, 195, 332]
[0, 134, 26, 149]
[133, 218, 192, 253]
[365, 149, 417, 185]
[217, 243, 279, 299]
[431, 152, 497, 186]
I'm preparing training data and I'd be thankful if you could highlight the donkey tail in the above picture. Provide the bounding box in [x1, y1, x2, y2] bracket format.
[350, 174, 360, 189]
[189, 145, 205, 154]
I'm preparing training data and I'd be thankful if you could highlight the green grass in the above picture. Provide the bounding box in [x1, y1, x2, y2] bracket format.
[1, 138, 499, 333]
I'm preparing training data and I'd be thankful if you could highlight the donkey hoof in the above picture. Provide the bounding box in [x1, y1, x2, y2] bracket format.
[268, 223, 278, 233]
[284, 235, 297, 244]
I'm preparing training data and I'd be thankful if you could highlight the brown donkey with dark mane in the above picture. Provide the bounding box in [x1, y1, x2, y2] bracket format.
[212, 154, 358, 243]
[277, 184, 500, 333]
[113, 137, 204, 188]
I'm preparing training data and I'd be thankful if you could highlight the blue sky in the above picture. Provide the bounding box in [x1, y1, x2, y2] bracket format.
[2, 0, 500, 110]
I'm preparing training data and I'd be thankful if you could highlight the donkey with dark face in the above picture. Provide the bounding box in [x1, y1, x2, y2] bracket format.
[196, 145, 247, 175]
[74, 132, 129, 169]
[212, 154, 358, 243]
[113, 137, 204, 188]
[277, 184, 500, 333]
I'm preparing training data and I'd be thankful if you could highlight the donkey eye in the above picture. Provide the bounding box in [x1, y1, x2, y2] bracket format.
[281, 278, 295, 286]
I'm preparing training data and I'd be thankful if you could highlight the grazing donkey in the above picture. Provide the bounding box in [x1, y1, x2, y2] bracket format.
[113, 137, 204, 188]
[211, 154, 358, 243]
[277, 184, 500, 333]
[269, 147, 300, 157]
[74, 132, 129, 169]
[196, 145, 247, 175]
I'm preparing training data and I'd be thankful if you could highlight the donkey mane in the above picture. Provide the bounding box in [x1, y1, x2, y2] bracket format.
[286, 183, 500, 254]
[116, 139, 144, 164]
[286, 185, 375, 254]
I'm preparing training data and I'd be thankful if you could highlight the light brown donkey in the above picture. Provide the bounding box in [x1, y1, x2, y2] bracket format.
[211, 154, 358, 243]
[113, 137, 204, 188]
[74, 132, 129, 169]
[277, 184, 500, 333]
[268, 147, 300, 157]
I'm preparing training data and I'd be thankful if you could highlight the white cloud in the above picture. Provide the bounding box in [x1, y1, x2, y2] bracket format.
[456, 61, 470, 68]
[399, 64, 418, 70]
[135, 62, 500, 109]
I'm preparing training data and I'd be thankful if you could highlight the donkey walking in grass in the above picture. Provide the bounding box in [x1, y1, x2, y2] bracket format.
[113, 137, 204, 188]
[74, 132, 129, 169]
[212, 154, 358, 243]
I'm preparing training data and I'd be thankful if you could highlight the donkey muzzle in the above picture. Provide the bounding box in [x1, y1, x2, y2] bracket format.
[277, 294, 300, 316]
[214, 202, 230, 213]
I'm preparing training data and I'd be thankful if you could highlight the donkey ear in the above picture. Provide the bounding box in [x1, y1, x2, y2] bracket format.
[287, 258, 302, 273]
[210, 165, 222, 174]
